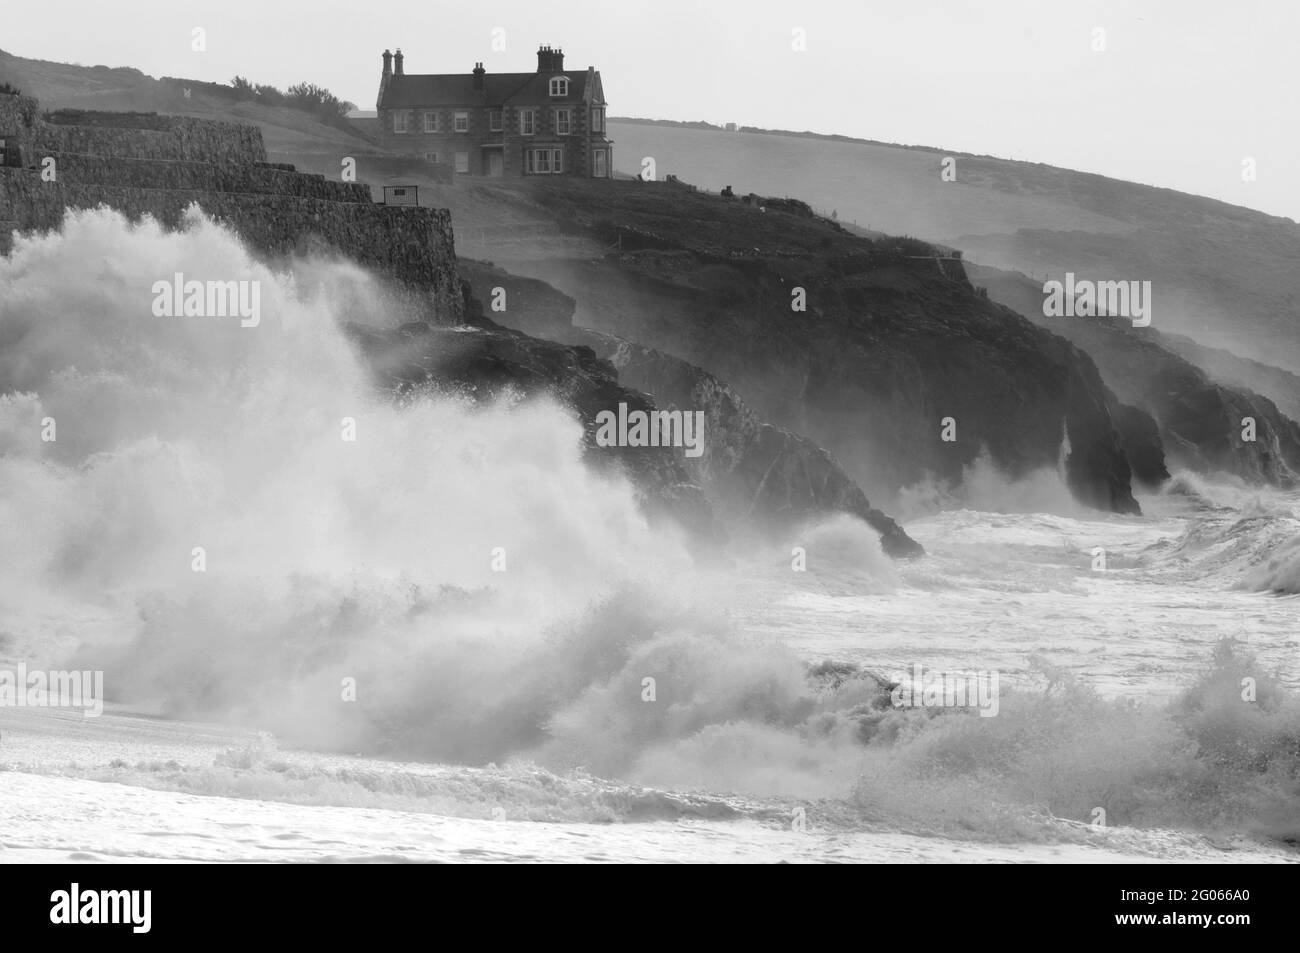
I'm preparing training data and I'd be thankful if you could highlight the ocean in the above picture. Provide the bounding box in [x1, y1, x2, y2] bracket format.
[1, 207, 1298, 863]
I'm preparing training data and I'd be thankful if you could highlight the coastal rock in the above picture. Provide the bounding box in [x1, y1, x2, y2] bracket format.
[495, 180, 1142, 514]
[969, 263, 1300, 487]
[343, 316, 723, 546]
[461, 258, 923, 557]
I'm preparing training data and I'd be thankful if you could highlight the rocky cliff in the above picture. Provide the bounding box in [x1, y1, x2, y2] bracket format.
[581, 332, 922, 556]
[968, 262, 1300, 487]
[2, 101, 924, 554]
[481, 179, 1144, 514]
[1159, 333, 1300, 427]
[461, 258, 921, 556]
[343, 316, 723, 545]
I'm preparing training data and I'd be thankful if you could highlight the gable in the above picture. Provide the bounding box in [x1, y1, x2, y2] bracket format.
[586, 70, 605, 105]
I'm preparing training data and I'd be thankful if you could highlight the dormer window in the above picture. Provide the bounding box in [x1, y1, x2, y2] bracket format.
[549, 77, 569, 97]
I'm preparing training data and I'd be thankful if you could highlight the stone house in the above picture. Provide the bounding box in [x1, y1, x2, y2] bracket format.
[374, 46, 613, 179]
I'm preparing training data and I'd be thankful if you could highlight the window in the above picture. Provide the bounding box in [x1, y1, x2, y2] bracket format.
[455, 152, 469, 173]
[393, 110, 409, 134]
[593, 149, 606, 177]
[549, 77, 569, 97]
[592, 107, 605, 133]
[423, 111, 438, 133]
[489, 110, 503, 132]
[554, 108, 571, 136]
[454, 111, 468, 133]
[525, 148, 565, 175]
[383, 185, 419, 205]
[424, 152, 439, 163]
[520, 108, 536, 135]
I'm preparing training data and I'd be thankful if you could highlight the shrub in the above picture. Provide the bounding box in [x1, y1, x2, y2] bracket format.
[228, 77, 356, 128]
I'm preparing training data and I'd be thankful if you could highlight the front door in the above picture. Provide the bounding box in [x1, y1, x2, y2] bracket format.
[488, 152, 503, 177]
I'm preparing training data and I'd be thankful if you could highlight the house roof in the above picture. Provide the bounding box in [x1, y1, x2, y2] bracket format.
[379, 69, 602, 109]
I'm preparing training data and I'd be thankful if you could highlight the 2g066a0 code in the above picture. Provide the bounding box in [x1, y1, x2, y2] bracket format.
[1191, 890, 1249, 901]
[1123, 890, 1250, 903]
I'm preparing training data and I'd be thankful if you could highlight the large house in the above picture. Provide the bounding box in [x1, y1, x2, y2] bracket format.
[375, 46, 613, 179]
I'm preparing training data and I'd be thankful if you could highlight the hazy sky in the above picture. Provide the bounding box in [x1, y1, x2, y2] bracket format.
[6, 0, 1297, 220]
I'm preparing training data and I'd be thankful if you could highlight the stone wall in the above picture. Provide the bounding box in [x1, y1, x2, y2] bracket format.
[45, 153, 373, 203]
[34, 115, 266, 165]
[0, 100, 466, 325]
[0, 94, 40, 167]
[0, 169, 463, 324]
[0, 93, 40, 131]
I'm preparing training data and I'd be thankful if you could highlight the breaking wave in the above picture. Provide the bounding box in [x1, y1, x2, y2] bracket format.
[2, 208, 1298, 847]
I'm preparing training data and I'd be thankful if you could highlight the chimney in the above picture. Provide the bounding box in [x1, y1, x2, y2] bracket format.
[553, 48, 564, 72]
[394, 48, 404, 75]
[473, 62, 485, 89]
[378, 49, 393, 111]
[537, 45, 552, 72]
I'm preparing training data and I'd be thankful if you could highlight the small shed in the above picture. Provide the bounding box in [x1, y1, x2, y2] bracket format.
[383, 185, 419, 206]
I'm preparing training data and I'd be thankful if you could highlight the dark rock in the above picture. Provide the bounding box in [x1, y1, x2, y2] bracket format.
[458, 259, 577, 340]
[1111, 401, 1171, 486]
[497, 179, 1142, 515]
[969, 262, 1300, 487]
[459, 257, 923, 557]
[343, 318, 724, 547]
[577, 332, 923, 558]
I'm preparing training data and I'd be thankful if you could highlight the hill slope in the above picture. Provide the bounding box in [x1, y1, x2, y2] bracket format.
[11, 49, 1290, 516]
[607, 120, 1300, 374]
[0, 47, 379, 162]
[968, 262, 1300, 487]
[444, 177, 1146, 516]
[12, 45, 1294, 377]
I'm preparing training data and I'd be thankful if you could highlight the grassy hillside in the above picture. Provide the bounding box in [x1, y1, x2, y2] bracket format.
[438, 177, 1148, 515]
[5, 47, 1296, 378]
[608, 120, 1300, 373]
[0, 47, 378, 161]
[608, 121, 1134, 239]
